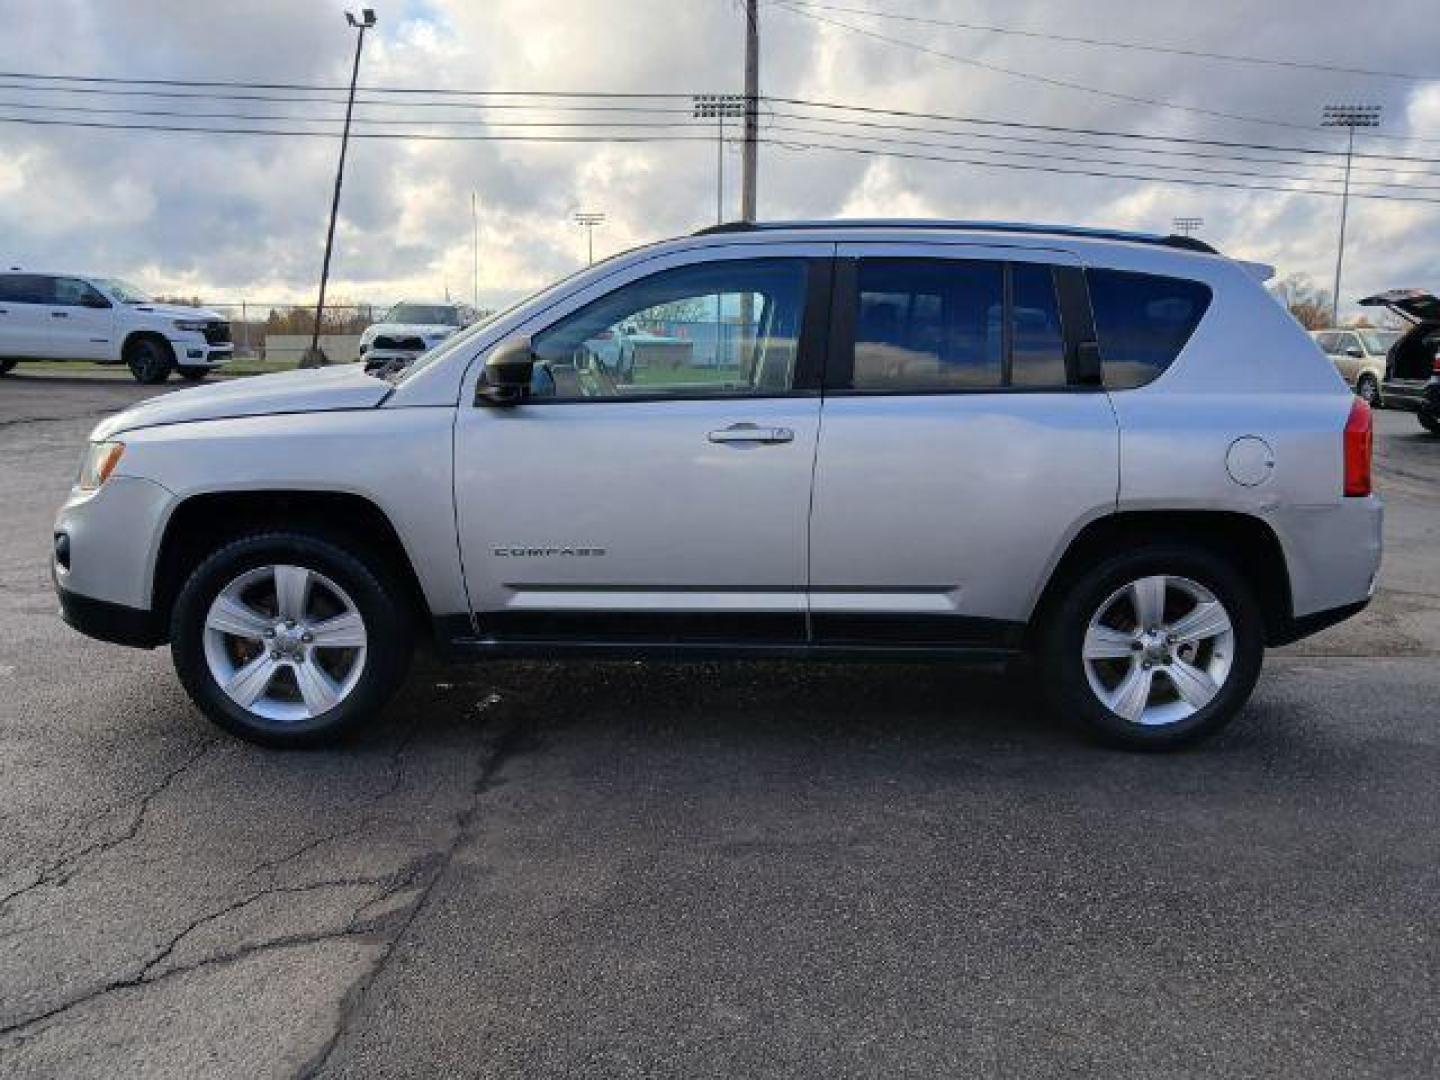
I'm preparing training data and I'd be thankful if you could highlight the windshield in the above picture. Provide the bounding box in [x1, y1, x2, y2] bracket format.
[1357, 329, 1400, 355]
[384, 303, 461, 326]
[100, 278, 151, 304]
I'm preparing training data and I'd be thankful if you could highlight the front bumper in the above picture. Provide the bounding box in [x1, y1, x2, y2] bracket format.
[56, 578, 164, 648]
[168, 335, 234, 367]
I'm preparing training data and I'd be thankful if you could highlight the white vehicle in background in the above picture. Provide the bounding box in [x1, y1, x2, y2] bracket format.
[358, 301, 470, 372]
[0, 272, 233, 383]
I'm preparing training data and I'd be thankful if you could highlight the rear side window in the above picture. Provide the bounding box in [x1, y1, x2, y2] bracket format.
[1010, 263, 1068, 387]
[0, 274, 54, 304]
[1087, 268, 1212, 389]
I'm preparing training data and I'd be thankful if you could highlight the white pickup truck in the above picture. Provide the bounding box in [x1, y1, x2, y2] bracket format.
[0, 271, 232, 383]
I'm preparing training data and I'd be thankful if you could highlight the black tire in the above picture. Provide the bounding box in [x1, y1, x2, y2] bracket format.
[176, 366, 209, 382]
[1420, 410, 1440, 436]
[0, 359, 17, 375]
[170, 531, 414, 748]
[1356, 373, 1381, 408]
[125, 335, 174, 384]
[1038, 545, 1265, 750]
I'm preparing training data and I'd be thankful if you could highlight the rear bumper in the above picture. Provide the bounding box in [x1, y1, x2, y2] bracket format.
[1269, 598, 1370, 647]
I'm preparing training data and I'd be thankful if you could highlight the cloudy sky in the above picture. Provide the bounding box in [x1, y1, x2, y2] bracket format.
[0, 0, 1437, 318]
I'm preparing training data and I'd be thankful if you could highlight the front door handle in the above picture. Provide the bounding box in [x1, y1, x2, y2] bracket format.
[50, 311, 69, 319]
[707, 423, 795, 445]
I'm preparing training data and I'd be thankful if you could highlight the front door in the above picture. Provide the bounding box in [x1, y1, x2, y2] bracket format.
[453, 249, 831, 647]
[50, 277, 116, 360]
[807, 244, 1119, 648]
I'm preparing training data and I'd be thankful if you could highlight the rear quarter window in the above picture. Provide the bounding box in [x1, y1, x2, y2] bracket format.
[1087, 268, 1212, 389]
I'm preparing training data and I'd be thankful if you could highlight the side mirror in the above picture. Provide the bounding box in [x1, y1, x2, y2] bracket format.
[476, 337, 535, 407]
[1073, 340, 1103, 386]
[83, 293, 112, 309]
[1345, 346, 1364, 358]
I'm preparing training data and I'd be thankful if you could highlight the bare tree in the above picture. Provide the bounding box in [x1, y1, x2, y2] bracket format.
[1270, 274, 1334, 330]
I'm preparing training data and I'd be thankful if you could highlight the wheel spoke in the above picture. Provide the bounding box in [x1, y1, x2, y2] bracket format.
[1167, 600, 1231, 645]
[273, 565, 311, 622]
[225, 653, 278, 707]
[206, 595, 271, 640]
[1166, 659, 1220, 710]
[1107, 663, 1155, 723]
[1130, 575, 1167, 631]
[294, 657, 341, 716]
[308, 611, 366, 649]
[1084, 624, 1136, 660]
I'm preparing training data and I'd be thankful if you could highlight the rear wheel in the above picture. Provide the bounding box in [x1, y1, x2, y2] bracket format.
[170, 531, 414, 747]
[125, 336, 174, 384]
[1420, 409, 1440, 436]
[1356, 373, 1381, 408]
[176, 366, 210, 382]
[0, 359, 17, 375]
[1040, 546, 1264, 750]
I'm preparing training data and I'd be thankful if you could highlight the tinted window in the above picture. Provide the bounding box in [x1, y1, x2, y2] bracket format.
[1010, 263, 1068, 387]
[0, 274, 54, 304]
[531, 259, 807, 400]
[1314, 332, 1342, 354]
[1087, 268, 1212, 389]
[851, 260, 1003, 390]
[54, 277, 108, 307]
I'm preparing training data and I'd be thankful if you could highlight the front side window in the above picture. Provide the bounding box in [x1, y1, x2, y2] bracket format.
[850, 259, 1004, 390]
[1357, 329, 1399, 355]
[1087, 268, 1212, 389]
[54, 277, 108, 307]
[1314, 332, 1342, 354]
[530, 259, 808, 400]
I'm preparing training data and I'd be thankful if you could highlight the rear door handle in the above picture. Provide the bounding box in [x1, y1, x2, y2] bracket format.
[50, 311, 69, 319]
[707, 423, 795, 445]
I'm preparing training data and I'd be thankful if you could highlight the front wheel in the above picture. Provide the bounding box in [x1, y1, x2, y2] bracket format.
[125, 336, 174, 384]
[1420, 410, 1440, 436]
[170, 532, 414, 747]
[1356, 373, 1381, 408]
[0, 359, 17, 375]
[1039, 546, 1264, 750]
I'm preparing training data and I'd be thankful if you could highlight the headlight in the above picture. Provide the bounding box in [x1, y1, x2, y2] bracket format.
[77, 441, 125, 491]
[173, 318, 209, 332]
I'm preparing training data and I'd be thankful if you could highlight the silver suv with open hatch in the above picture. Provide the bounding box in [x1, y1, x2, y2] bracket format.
[53, 221, 1381, 750]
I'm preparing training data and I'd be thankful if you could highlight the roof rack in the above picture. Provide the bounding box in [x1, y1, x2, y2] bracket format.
[692, 219, 1218, 254]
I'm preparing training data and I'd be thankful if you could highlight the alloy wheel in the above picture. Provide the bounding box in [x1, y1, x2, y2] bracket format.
[1081, 574, 1235, 727]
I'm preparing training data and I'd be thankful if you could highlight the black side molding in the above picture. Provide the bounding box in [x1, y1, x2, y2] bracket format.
[57, 586, 165, 649]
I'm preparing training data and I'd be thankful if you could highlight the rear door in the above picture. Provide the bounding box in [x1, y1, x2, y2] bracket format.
[807, 243, 1118, 649]
[0, 274, 57, 357]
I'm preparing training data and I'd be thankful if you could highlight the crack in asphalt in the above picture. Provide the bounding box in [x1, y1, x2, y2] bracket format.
[0, 739, 220, 916]
[298, 695, 529, 1080]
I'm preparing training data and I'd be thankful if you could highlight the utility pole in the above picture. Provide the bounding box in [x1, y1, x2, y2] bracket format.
[693, 94, 744, 224]
[1173, 216, 1204, 238]
[305, 7, 375, 368]
[574, 211, 606, 266]
[1322, 104, 1381, 326]
[471, 191, 480, 311]
[741, 0, 759, 222]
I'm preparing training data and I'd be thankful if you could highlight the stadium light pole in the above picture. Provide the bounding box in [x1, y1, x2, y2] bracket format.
[1173, 216, 1204, 238]
[1322, 104, 1381, 326]
[693, 94, 745, 224]
[574, 211, 606, 266]
[305, 7, 376, 368]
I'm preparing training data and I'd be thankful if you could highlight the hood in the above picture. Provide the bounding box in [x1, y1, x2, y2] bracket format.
[363, 322, 458, 340]
[129, 302, 225, 321]
[92, 363, 390, 440]
[1358, 289, 1440, 324]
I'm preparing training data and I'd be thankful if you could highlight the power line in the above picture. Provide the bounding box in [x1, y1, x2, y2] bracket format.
[772, 1, 1439, 82]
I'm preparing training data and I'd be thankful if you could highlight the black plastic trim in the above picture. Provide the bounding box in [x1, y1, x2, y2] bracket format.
[1269, 598, 1370, 647]
[692, 219, 1219, 253]
[811, 613, 1024, 648]
[56, 584, 164, 649]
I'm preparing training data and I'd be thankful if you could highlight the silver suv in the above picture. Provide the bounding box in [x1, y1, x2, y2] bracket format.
[53, 221, 1382, 750]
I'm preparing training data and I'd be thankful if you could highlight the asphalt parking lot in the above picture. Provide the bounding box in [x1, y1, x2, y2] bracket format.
[1, 374, 1437, 1079]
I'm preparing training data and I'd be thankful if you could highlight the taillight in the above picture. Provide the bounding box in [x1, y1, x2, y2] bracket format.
[1344, 396, 1373, 497]
[1432, 349, 1440, 375]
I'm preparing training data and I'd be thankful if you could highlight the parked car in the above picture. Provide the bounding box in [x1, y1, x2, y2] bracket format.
[1359, 289, 1440, 435]
[0, 272, 232, 383]
[582, 324, 693, 381]
[357, 301, 469, 372]
[54, 220, 1380, 751]
[1311, 327, 1399, 407]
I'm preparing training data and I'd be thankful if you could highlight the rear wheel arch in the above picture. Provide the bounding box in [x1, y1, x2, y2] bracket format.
[1027, 511, 1292, 649]
[152, 490, 433, 643]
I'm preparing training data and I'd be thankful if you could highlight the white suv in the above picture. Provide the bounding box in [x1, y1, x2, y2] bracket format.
[0, 272, 232, 383]
[52, 221, 1382, 750]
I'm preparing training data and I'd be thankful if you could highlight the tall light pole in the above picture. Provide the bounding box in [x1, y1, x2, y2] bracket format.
[1322, 104, 1381, 326]
[305, 7, 376, 368]
[693, 94, 744, 224]
[1173, 216, 1204, 238]
[741, 0, 759, 222]
[471, 191, 479, 311]
[574, 211, 606, 266]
